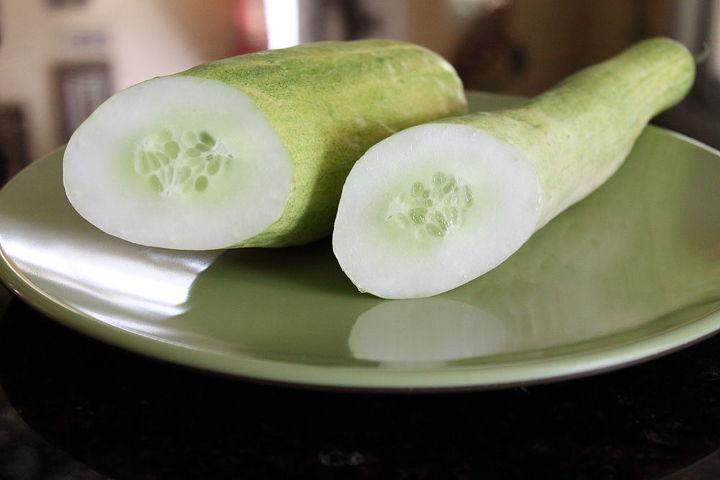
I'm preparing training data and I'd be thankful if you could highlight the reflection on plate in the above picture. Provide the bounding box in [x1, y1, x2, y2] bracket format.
[349, 299, 507, 366]
[0, 93, 719, 391]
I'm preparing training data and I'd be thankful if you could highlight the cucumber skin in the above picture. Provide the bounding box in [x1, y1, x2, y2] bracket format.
[178, 39, 466, 247]
[440, 37, 695, 228]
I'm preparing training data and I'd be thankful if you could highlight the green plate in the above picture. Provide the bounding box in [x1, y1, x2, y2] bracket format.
[1, 93, 719, 391]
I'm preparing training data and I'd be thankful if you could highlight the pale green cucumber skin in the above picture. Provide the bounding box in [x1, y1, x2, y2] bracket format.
[439, 37, 695, 227]
[177, 39, 467, 247]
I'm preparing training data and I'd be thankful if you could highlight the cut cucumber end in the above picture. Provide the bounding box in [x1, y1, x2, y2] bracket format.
[332, 123, 541, 299]
[63, 76, 292, 250]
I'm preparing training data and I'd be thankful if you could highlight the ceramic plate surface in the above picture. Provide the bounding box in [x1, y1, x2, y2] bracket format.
[1, 93, 719, 391]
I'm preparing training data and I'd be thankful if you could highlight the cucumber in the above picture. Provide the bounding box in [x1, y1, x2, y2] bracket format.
[63, 40, 466, 250]
[333, 37, 695, 299]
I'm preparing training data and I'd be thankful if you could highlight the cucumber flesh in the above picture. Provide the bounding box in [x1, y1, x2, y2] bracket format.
[64, 76, 292, 250]
[333, 123, 540, 299]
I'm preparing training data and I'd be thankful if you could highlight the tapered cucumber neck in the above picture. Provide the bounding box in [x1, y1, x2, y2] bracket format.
[528, 37, 695, 126]
[438, 38, 695, 228]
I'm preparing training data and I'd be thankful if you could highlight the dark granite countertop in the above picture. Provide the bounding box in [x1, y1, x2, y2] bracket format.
[1, 289, 720, 480]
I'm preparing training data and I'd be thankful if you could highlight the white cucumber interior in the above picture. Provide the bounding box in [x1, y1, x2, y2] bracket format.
[333, 123, 541, 299]
[63, 76, 292, 250]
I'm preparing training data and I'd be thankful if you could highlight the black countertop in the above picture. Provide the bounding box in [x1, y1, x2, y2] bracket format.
[1, 290, 720, 480]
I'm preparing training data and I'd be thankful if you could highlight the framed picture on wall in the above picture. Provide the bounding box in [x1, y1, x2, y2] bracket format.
[0, 104, 29, 184]
[55, 61, 112, 143]
[47, 0, 88, 8]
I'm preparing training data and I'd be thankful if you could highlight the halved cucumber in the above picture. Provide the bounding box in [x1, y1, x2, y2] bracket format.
[333, 37, 696, 299]
[63, 40, 466, 250]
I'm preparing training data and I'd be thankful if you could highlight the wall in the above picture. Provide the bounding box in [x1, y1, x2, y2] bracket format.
[0, 0, 236, 160]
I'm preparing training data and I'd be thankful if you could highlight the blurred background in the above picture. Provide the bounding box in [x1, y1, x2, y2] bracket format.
[0, 0, 718, 184]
